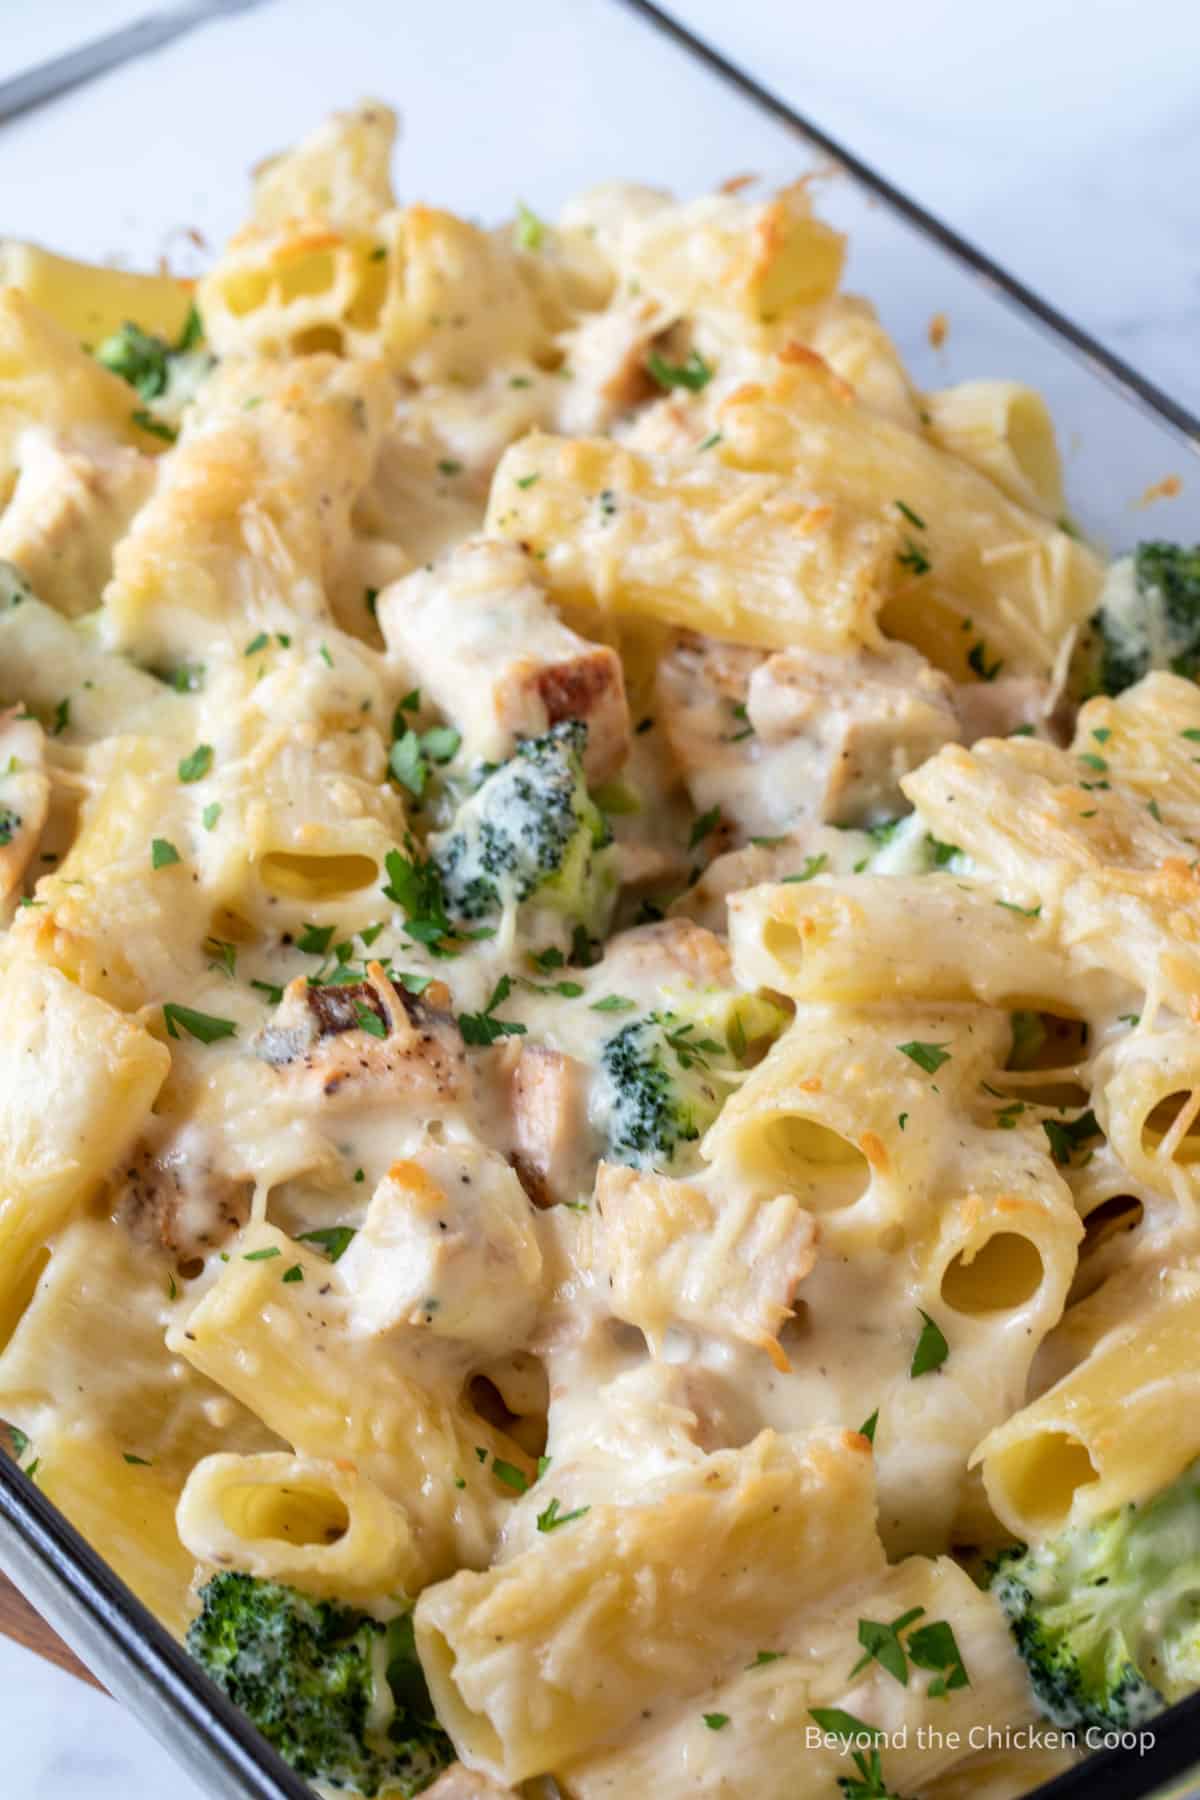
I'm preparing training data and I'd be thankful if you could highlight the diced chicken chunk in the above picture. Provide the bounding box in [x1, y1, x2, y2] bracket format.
[596, 1164, 818, 1368]
[598, 916, 734, 996]
[254, 964, 468, 1111]
[657, 631, 960, 837]
[509, 1045, 596, 1207]
[338, 1135, 543, 1351]
[952, 671, 1060, 744]
[746, 640, 961, 824]
[0, 432, 155, 617]
[553, 297, 662, 435]
[379, 539, 630, 780]
[0, 706, 50, 904]
[116, 1126, 252, 1259]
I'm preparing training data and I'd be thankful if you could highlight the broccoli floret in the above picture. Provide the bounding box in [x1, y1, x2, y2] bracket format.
[597, 992, 785, 1173]
[1074, 541, 1200, 697]
[186, 1573, 451, 1796]
[990, 1457, 1200, 1732]
[431, 721, 616, 932]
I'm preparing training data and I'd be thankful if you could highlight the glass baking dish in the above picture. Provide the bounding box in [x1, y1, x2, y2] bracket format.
[1, 3, 1199, 1796]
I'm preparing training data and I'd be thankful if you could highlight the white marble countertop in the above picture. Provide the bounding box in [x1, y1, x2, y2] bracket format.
[1, 1, 1198, 1793]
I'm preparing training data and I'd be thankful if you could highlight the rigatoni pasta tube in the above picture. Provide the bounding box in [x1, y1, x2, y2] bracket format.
[486, 432, 894, 653]
[415, 1430, 880, 1784]
[177, 1452, 419, 1609]
[923, 379, 1065, 519]
[975, 1287, 1200, 1538]
[729, 875, 1078, 1011]
[168, 1225, 528, 1582]
[715, 359, 1103, 678]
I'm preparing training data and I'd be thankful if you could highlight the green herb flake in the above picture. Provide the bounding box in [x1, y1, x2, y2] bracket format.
[178, 743, 213, 783]
[702, 1713, 731, 1732]
[162, 1002, 237, 1044]
[897, 1040, 951, 1074]
[782, 854, 829, 884]
[995, 899, 1041, 918]
[689, 806, 721, 850]
[536, 1496, 591, 1533]
[491, 1458, 529, 1493]
[859, 1409, 879, 1445]
[910, 1309, 949, 1378]
[243, 1246, 281, 1262]
[967, 640, 1003, 681]
[646, 348, 713, 392]
[244, 631, 270, 655]
[297, 1226, 357, 1263]
[282, 1264, 304, 1284]
[201, 801, 222, 831]
[897, 537, 932, 577]
[514, 201, 545, 251]
[894, 499, 927, 530]
[123, 1453, 153, 1466]
[151, 837, 181, 869]
[131, 408, 178, 443]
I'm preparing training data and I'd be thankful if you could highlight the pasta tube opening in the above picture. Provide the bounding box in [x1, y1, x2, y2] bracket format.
[986, 1430, 1099, 1535]
[745, 1113, 870, 1210]
[259, 850, 380, 900]
[940, 1232, 1045, 1315]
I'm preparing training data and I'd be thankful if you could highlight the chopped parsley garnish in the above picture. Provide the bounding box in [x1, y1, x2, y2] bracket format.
[514, 201, 545, 251]
[995, 899, 1040, 918]
[123, 1453, 152, 1466]
[204, 937, 237, 978]
[836, 1747, 903, 1799]
[51, 697, 70, 736]
[851, 1606, 971, 1699]
[897, 1040, 951, 1074]
[536, 1497, 590, 1533]
[282, 1264, 304, 1284]
[382, 844, 454, 953]
[894, 499, 926, 530]
[1042, 1109, 1100, 1166]
[243, 1246, 281, 1262]
[131, 408, 178, 443]
[591, 994, 635, 1013]
[702, 1713, 730, 1731]
[201, 801, 221, 830]
[249, 978, 283, 1005]
[491, 1457, 529, 1493]
[515, 472, 541, 490]
[353, 1001, 387, 1039]
[162, 1002, 237, 1044]
[747, 1650, 782, 1669]
[645, 348, 713, 392]
[244, 631, 270, 655]
[688, 806, 721, 850]
[1078, 752, 1108, 773]
[698, 431, 723, 451]
[910, 1309, 949, 1377]
[296, 1226, 357, 1263]
[178, 744, 213, 783]
[437, 458, 462, 477]
[459, 974, 527, 1047]
[859, 1409, 879, 1445]
[297, 922, 335, 956]
[967, 640, 1003, 681]
[782, 854, 828, 884]
[389, 724, 461, 796]
[896, 537, 931, 577]
[151, 837, 180, 869]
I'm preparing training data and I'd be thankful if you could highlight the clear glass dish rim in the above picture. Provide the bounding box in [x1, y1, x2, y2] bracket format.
[1, 6, 1199, 1799]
